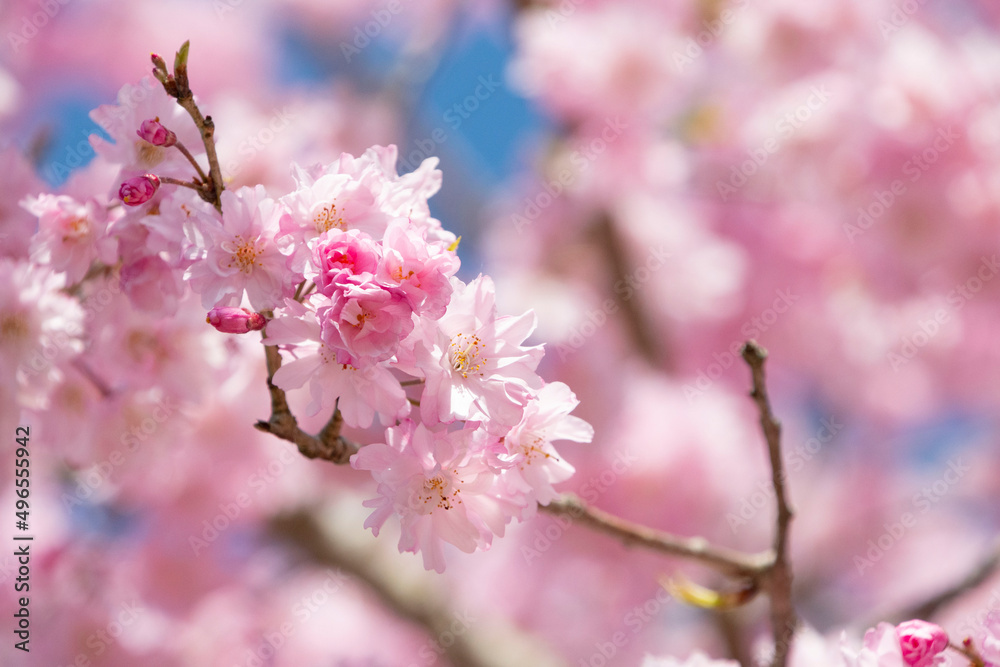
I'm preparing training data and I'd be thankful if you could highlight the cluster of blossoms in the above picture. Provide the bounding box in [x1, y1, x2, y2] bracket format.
[21, 73, 592, 574]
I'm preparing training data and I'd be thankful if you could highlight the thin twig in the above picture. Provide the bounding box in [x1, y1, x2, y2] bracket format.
[158, 176, 202, 192]
[715, 611, 753, 667]
[174, 95, 224, 210]
[741, 341, 797, 667]
[172, 140, 209, 183]
[540, 495, 770, 577]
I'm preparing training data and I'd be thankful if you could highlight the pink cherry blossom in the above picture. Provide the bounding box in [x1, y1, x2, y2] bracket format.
[896, 620, 949, 667]
[311, 228, 382, 295]
[23, 194, 116, 283]
[842, 623, 907, 667]
[301, 145, 454, 246]
[377, 218, 459, 319]
[264, 298, 408, 427]
[279, 168, 388, 241]
[184, 185, 292, 310]
[317, 280, 414, 367]
[351, 420, 520, 573]
[491, 381, 593, 511]
[0, 259, 84, 417]
[409, 275, 544, 433]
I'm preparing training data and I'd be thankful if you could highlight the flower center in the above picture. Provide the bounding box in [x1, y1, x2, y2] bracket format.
[391, 265, 416, 282]
[62, 217, 89, 241]
[449, 333, 486, 379]
[417, 472, 462, 512]
[518, 436, 555, 470]
[313, 201, 346, 234]
[222, 235, 262, 274]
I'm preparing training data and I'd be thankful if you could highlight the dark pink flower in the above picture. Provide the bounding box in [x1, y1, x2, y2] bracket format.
[136, 117, 177, 147]
[319, 281, 414, 367]
[897, 620, 949, 667]
[312, 229, 381, 296]
[119, 174, 160, 206]
[206, 307, 266, 334]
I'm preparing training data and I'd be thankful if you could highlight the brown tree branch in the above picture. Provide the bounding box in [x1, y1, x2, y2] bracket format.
[540, 495, 769, 578]
[715, 611, 753, 667]
[741, 340, 797, 667]
[158, 176, 202, 192]
[172, 140, 209, 183]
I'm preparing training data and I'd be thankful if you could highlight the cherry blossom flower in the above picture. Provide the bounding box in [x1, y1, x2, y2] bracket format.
[297, 146, 455, 246]
[279, 168, 388, 250]
[311, 228, 382, 295]
[377, 218, 459, 319]
[317, 280, 414, 368]
[23, 194, 116, 283]
[0, 259, 84, 413]
[184, 185, 292, 310]
[265, 298, 408, 427]
[490, 381, 593, 511]
[351, 420, 520, 573]
[842, 622, 950, 667]
[408, 275, 544, 433]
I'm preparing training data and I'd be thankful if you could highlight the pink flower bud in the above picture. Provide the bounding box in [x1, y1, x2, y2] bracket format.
[206, 307, 267, 334]
[136, 118, 177, 147]
[119, 174, 160, 206]
[897, 620, 949, 667]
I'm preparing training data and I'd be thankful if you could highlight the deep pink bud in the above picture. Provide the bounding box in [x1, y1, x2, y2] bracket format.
[206, 307, 267, 334]
[897, 620, 949, 667]
[119, 174, 160, 206]
[136, 117, 177, 147]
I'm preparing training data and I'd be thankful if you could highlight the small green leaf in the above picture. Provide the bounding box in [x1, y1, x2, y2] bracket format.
[174, 41, 190, 72]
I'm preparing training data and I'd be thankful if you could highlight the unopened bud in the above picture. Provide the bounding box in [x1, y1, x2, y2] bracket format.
[206, 307, 266, 334]
[896, 619, 949, 667]
[119, 174, 160, 206]
[137, 118, 177, 147]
